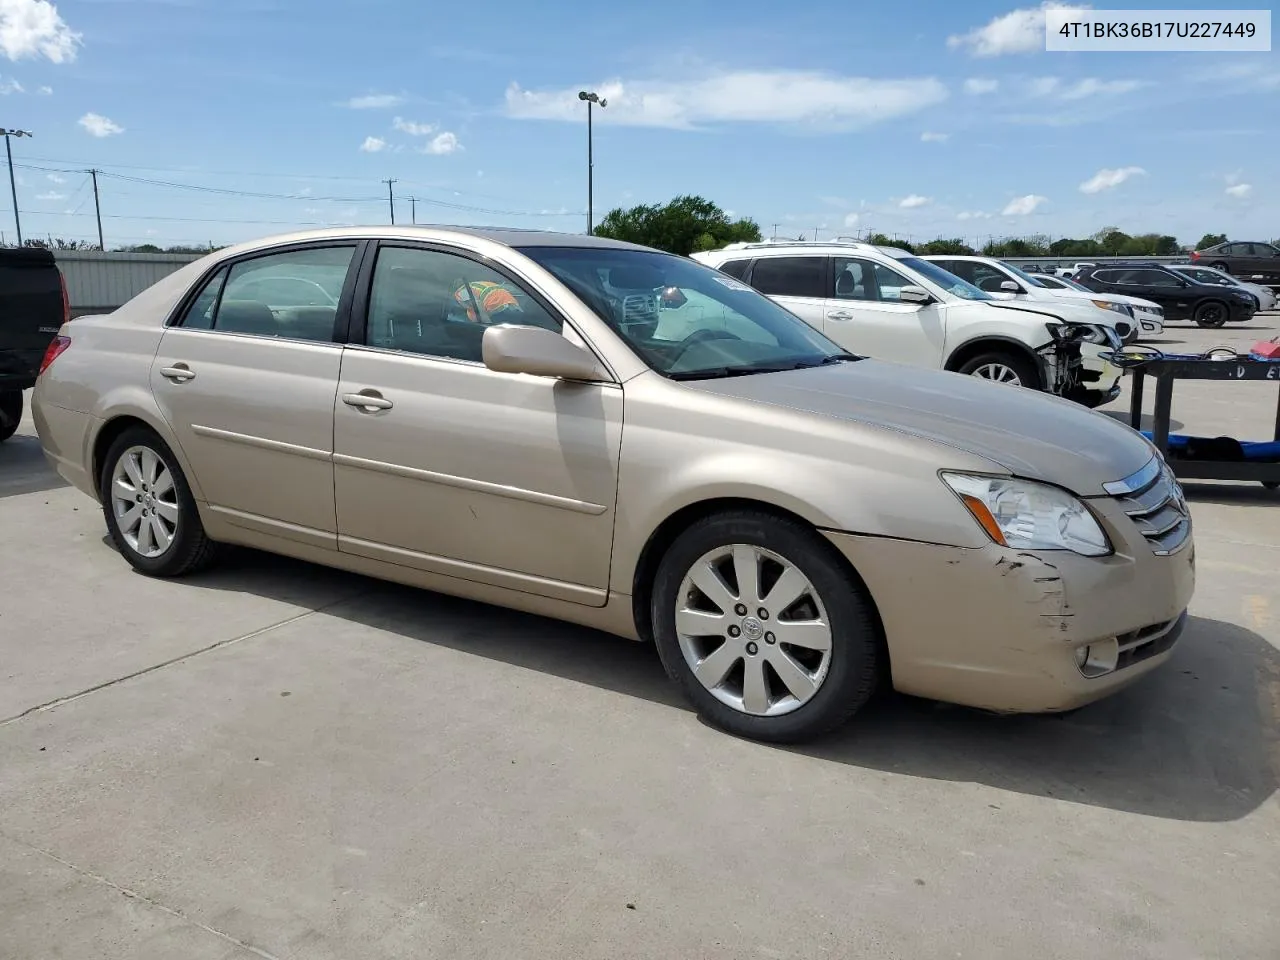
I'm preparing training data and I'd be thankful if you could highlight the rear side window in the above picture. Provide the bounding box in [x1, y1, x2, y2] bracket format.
[718, 259, 750, 279]
[749, 256, 825, 298]
[1090, 270, 1123, 284]
[1135, 269, 1181, 287]
[178, 245, 356, 342]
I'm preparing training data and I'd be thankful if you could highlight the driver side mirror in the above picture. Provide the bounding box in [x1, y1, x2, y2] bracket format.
[999, 280, 1021, 293]
[898, 285, 932, 305]
[482, 325, 611, 382]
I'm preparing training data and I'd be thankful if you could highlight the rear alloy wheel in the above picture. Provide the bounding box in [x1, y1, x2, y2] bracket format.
[1193, 301, 1228, 328]
[0, 390, 21, 443]
[956, 351, 1041, 390]
[100, 426, 219, 577]
[651, 510, 880, 743]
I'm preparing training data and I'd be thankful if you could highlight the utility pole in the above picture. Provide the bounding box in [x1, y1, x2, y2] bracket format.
[0, 128, 32, 246]
[408, 196, 417, 225]
[771, 223, 779, 240]
[383, 178, 397, 225]
[88, 168, 104, 250]
[577, 91, 606, 235]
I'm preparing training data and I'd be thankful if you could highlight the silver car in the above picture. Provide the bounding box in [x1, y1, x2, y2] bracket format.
[32, 227, 1195, 742]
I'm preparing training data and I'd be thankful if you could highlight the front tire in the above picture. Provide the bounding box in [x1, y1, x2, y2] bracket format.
[1193, 301, 1228, 328]
[1209, 262, 1229, 273]
[651, 510, 881, 743]
[99, 426, 220, 577]
[956, 350, 1042, 390]
[0, 390, 21, 443]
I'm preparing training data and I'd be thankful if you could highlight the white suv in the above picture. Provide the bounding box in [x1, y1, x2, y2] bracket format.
[692, 242, 1123, 406]
[923, 255, 1164, 341]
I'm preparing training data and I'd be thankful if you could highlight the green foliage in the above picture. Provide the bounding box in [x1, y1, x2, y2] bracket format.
[593, 195, 762, 255]
[864, 233, 915, 253]
[984, 230, 1182, 259]
[915, 238, 976, 255]
[1196, 232, 1228, 250]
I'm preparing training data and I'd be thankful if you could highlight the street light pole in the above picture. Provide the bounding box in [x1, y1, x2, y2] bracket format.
[577, 91, 606, 235]
[0, 128, 32, 246]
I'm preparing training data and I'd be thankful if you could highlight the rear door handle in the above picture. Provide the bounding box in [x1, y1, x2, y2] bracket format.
[160, 364, 196, 382]
[342, 391, 394, 412]
[827, 311, 855, 321]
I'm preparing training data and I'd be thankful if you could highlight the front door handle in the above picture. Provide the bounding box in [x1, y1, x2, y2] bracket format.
[160, 364, 196, 383]
[827, 311, 855, 321]
[342, 390, 394, 412]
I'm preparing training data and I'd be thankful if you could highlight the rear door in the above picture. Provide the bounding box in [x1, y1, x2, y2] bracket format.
[150, 241, 363, 549]
[826, 256, 946, 366]
[745, 256, 828, 332]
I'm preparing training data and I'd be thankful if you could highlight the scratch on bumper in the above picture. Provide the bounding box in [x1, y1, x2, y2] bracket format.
[996, 552, 1072, 635]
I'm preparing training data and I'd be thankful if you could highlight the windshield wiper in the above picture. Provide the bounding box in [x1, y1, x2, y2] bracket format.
[668, 354, 860, 380]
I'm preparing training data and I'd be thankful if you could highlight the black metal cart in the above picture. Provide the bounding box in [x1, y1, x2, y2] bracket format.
[1125, 355, 1280, 487]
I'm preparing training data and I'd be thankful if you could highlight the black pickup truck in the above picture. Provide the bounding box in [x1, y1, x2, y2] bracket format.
[0, 247, 69, 442]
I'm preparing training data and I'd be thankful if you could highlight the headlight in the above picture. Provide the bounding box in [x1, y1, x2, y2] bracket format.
[1047, 321, 1118, 347]
[1091, 299, 1131, 317]
[942, 473, 1112, 557]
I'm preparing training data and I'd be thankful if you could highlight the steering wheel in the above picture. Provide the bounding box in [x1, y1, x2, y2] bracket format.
[668, 328, 743, 364]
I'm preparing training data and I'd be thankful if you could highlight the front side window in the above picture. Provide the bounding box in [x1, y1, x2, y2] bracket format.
[1138, 269, 1182, 287]
[1260, 244, 1280, 257]
[518, 246, 848, 380]
[1090, 271, 1123, 285]
[748, 256, 826, 298]
[365, 246, 561, 363]
[894, 257, 992, 301]
[185, 245, 356, 342]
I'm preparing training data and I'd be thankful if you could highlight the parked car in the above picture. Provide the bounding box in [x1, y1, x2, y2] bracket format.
[1054, 262, 1095, 278]
[920, 254, 1159, 342]
[1168, 264, 1277, 313]
[1073, 263, 1257, 328]
[0, 247, 70, 442]
[1191, 241, 1280, 286]
[1029, 272, 1167, 333]
[31, 227, 1194, 743]
[693, 241, 1123, 406]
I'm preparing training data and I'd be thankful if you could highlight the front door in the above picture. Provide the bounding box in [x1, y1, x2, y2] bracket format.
[824, 256, 946, 367]
[332, 242, 622, 606]
[150, 242, 360, 548]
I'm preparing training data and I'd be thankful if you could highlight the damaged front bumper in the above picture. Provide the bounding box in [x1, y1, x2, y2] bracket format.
[822, 514, 1195, 712]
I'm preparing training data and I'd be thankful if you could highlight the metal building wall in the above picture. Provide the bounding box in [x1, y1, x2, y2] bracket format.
[52, 250, 205, 316]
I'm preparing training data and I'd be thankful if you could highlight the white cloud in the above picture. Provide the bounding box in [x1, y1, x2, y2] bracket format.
[392, 116, 435, 136]
[345, 93, 403, 109]
[0, 0, 81, 63]
[45, 172, 62, 183]
[957, 211, 992, 220]
[420, 130, 460, 155]
[920, 131, 948, 142]
[1027, 76, 1147, 100]
[78, 112, 122, 137]
[1002, 194, 1047, 215]
[1195, 61, 1280, 90]
[1225, 183, 1252, 199]
[36, 83, 49, 94]
[899, 194, 932, 208]
[843, 212, 860, 228]
[505, 71, 949, 129]
[359, 135, 387, 153]
[1079, 165, 1146, 194]
[0, 76, 21, 93]
[948, 3, 1090, 57]
[963, 77, 1000, 94]
[34, 189, 62, 200]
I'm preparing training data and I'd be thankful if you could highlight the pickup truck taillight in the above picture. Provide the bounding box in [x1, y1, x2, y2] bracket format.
[39, 335, 71, 375]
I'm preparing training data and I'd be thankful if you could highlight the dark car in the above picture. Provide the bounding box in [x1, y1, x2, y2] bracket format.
[1191, 241, 1280, 285]
[0, 247, 69, 442]
[1072, 263, 1256, 329]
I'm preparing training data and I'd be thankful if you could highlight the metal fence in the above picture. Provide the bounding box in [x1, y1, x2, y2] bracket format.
[52, 250, 204, 316]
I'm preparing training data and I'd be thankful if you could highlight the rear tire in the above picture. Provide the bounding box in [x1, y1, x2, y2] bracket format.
[99, 426, 220, 577]
[1193, 301, 1228, 328]
[956, 351, 1042, 390]
[650, 510, 881, 743]
[0, 390, 21, 443]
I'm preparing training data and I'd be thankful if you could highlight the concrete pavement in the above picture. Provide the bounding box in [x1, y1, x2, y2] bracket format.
[2, 316, 1279, 959]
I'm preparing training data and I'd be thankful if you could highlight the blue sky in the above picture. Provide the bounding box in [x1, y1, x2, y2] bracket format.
[1, 0, 1276, 249]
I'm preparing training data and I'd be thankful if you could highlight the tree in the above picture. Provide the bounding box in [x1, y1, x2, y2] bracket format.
[916, 238, 975, 255]
[865, 233, 915, 253]
[1196, 232, 1228, 250]
[593, 195, 761, 255]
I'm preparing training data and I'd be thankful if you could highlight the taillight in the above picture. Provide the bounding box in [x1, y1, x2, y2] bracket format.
[39, 335, 71, 375]
[1190, 251, 1201, 261]
[59, 269, 70, 324]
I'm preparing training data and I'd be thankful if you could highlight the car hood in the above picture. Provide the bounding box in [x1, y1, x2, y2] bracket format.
[983, 297, 1122, 330]
[688, 360, 1154, 495]
[1048, 288, 1159, 311]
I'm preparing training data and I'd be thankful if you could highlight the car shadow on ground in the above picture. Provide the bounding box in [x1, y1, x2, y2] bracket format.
[0, 431, 69, 500]
[175, 547, 1279, 826]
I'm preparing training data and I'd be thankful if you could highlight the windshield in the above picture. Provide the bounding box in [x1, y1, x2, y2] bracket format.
[518, 246, 853, 379]
[896, 257, 993, 301]
[1002, 262, 1051, 288]
[1055, 276, 1092, 292]
[1175, 266, 1236, 285]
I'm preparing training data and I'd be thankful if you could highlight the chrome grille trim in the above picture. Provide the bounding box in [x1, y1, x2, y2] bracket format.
[1109, 458, 1192, 556]
[1103, 455, 1162, 496]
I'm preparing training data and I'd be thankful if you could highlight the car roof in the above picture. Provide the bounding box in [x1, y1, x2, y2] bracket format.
[207, 225, 655, 257]
[706, 240, 916, 259]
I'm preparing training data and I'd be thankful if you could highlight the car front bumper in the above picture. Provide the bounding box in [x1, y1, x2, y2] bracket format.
[823, 501, 1196, 713]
